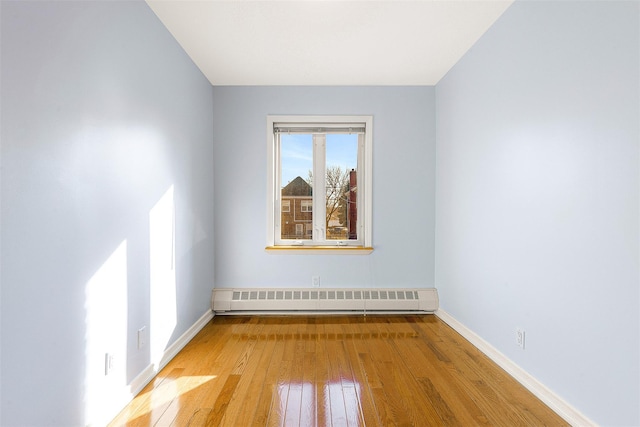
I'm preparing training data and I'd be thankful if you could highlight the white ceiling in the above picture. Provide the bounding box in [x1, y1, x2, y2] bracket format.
[145, 0, 514, 86]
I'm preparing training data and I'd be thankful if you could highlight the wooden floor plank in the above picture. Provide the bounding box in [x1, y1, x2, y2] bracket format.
[324, 339, 349, 426]
[299, 352, 317, 427]
[396, 330, 492, 425]
[359, 344, 411, 423]
[341, 325, 382, 427]
[219, 331, 277, 426]
[109, 315, 568, 427]
[314, 318, 331, 427]
[283, 340, 306, 426]
[185, 408, 212, 427]
[204, 374, 241, 426]
[248, 322, 288, 426]
[168, 318, 265, 427]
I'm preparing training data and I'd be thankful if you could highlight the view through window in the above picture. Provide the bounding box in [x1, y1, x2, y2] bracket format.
[280, 133, 358, 242]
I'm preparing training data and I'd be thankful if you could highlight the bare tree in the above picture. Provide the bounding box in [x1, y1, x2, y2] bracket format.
[325, 166, 349, 229]
[306, 166, 351, 230]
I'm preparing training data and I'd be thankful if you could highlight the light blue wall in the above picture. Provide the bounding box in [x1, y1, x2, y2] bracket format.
[435, 1, 639, 425]
[212, 87, 435, 290]
[0, 1, 214, 425]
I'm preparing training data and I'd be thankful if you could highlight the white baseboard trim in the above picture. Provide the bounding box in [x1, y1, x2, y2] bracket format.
[158, 309, 214, 370]
[435, 309, 596, 427]
[129, 364, 156, 398]
[129, 309, 214, 398]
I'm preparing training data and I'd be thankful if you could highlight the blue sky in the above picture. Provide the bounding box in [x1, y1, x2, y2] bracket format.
[281, 133, 358, 187]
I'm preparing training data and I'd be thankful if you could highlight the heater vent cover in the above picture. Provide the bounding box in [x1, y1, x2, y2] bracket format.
[211, 288, 438, 314]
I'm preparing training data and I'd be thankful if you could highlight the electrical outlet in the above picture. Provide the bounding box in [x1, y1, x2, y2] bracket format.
[312, 276, 320, 287]
[516, 329, 525, 350]
[138, 326, 147, 350]
[105, 353, 115, 375]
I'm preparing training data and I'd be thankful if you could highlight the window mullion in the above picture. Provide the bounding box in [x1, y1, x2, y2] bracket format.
[313, 134, 326, 243]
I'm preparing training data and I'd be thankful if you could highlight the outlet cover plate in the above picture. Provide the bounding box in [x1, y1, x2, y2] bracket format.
[516, 329, 525, 349]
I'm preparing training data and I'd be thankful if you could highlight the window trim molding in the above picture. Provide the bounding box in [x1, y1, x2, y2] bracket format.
[266, 115, 373, 251]
[264, 246, 374, 255]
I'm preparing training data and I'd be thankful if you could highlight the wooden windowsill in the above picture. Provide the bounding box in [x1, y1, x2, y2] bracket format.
[265, 246, 374, 255]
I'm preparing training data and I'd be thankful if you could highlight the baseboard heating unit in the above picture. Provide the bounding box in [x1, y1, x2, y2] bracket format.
[211, 288, 438, 315]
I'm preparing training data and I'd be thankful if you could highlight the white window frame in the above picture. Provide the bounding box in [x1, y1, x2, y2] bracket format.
[266, 115, 373, 251]
[282, 200, 290, 212]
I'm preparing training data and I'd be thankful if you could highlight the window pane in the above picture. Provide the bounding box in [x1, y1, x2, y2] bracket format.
[325, 134, 358, 240]
[280, 134, 313, 240]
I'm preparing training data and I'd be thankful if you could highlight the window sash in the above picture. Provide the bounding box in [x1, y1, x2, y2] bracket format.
[275, 132, 362, 246]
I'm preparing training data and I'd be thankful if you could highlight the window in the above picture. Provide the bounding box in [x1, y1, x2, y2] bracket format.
[300, 200, 312, 212]
[267, 115, 372, 250]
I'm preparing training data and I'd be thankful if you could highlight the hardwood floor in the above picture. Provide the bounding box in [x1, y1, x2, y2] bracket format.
[109, 315, 568, 426]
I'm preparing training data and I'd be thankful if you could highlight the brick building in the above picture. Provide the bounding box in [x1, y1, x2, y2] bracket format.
[280, 176, 313, 239]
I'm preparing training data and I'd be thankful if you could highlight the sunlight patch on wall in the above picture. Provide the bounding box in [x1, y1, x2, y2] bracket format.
[150, 185, 178, 368]
[84, 240, 129, 426]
